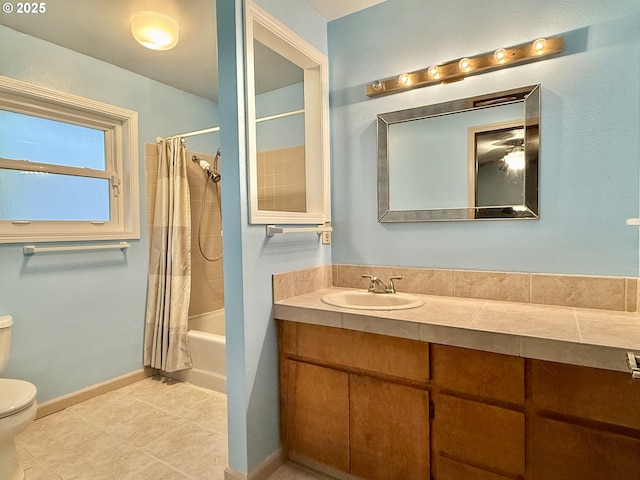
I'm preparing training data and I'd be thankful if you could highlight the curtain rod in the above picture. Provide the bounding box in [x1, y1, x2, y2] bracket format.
[157, 108, 305, 142]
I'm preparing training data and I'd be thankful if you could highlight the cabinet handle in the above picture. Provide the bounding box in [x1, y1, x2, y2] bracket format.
[626, 352, 640, 380]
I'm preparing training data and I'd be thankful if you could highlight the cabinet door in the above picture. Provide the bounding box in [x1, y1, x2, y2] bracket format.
[281, 360, 350, 472]
[350, 375, 430, 480]
[530, 359, 640, 429]
[279, 321, 430, 384]
[531, 416, 640, 479]
[432, 394, 524, 478]
[432, 344, 524, 405]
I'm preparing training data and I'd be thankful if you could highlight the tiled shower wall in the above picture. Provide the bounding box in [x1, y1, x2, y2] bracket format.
[257, 145, 306, 212]
[145, 143, 224, 317]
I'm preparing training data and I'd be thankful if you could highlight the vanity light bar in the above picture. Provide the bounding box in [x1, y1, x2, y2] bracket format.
[366, 36, 564, 97]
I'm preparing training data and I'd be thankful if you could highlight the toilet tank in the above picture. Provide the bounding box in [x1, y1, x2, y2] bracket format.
[0, 315, 13, 376]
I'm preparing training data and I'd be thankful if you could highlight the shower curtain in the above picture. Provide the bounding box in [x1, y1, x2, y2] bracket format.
[144, 137, 193, 372]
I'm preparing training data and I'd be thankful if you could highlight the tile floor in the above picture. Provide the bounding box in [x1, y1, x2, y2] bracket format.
[16, 376, 327, 480]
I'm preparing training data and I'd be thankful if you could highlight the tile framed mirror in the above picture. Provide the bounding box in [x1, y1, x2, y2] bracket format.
[245, 2, 331, 224]
[377, 85, 540, 222]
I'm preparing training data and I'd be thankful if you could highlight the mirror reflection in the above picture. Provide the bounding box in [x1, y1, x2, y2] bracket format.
[475, 123, 525, 208]
[253, 40, 307, 213]
[378, 85, 540, 222]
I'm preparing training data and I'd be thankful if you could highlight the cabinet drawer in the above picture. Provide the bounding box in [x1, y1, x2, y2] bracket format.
[279, 321, 429, 383]
[432, 394, 524, 477]
[531, 416, 640, 479]
[530, 359, 640, 429]
[435, 456, 515, 480]
[350, 375, 430, 480]
[432, 344, 524, 405]
[281, 360, 350, 472]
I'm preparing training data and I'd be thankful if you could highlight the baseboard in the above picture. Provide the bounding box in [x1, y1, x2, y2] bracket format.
[224, 449, 286, 480]
[164, 367, 227, 394]
[288, 454, 359, 480]
[35, 368, 153, 419]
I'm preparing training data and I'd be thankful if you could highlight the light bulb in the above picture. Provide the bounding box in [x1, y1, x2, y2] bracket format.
[493, 48, 507, 63]
[533, 38, 547, 53]
[398, 73, 410, 85]
[458, 58, 471, 72]
[371, 80, 382, 91]
[131, 11, 179, 51]
[427, 65, 439, 78]
[504, 147, 525, 170]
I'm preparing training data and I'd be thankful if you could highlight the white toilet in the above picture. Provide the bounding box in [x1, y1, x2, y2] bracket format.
[0, 315, 37, 480]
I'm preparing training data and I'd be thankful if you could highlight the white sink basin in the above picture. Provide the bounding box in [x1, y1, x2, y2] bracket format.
[321, 290, 424, 310]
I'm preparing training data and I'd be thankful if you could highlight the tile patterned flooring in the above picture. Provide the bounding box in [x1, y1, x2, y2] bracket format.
[17, 376, 326, 480]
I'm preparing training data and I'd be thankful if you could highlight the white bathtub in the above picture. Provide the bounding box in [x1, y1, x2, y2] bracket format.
[166, 309, 226, 393]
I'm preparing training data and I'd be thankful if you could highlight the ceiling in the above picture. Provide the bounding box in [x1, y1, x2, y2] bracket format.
[0, 0, 384, 102]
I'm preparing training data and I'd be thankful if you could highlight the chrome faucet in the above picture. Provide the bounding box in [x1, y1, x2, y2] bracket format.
[386, 276, 402, 294]
[362, 275, 403, 294]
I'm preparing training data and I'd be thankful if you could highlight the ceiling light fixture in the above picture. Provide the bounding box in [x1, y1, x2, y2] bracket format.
[366, 35, 563, 97]
[130, 11, 179, 51]
[503, 145, 526, 170]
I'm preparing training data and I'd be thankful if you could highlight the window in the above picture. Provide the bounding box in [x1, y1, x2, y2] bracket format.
[0, 75, 139, 243]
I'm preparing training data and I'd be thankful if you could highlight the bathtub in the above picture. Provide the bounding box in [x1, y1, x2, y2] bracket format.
[166, 309, 226, 394]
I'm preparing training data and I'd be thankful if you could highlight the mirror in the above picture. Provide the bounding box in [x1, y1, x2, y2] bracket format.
[246, 3, 331, 224]
[378, 85, 540, 222]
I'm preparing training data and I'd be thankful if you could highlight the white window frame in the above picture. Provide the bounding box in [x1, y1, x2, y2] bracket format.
[0, 75, 140, 243]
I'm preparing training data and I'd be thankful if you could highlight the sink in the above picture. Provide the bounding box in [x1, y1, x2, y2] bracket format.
[321, 290, 424, 310]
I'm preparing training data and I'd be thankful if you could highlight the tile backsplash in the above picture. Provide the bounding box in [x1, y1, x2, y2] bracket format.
[273, 263, 639, 312]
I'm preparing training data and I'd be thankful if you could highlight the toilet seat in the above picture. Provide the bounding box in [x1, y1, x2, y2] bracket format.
[0, 379, 37, 419]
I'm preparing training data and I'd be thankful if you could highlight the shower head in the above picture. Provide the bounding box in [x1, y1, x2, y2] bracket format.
[210, 149, 221, 182]
[192, 152, 221, 183]
[192, 155, 210, 171]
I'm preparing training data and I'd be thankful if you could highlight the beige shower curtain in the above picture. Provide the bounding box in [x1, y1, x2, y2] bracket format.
[144, 137, 193, 372]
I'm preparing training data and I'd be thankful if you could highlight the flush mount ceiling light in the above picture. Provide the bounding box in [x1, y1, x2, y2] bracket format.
[503, 145, 526, 170]
[366, 35, 563, 97]
[130, 11, 179, 51]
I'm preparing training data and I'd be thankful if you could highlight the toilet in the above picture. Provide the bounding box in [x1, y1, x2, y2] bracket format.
[0, 315, 37, 480]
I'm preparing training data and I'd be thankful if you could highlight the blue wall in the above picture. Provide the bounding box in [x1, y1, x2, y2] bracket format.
[0, 25, 219, 402]
[329, 0, 640, 276]
[256, 82, 305, 151]
[216, 0, 329, 474]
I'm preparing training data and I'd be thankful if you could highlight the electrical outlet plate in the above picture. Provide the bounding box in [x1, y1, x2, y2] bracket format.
[322, 221, 331, 245]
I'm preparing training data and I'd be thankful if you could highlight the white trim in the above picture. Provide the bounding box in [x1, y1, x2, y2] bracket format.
[0, 74, 140, 243]
[0, 158, 114, 180]
[245, 2, 331, 225]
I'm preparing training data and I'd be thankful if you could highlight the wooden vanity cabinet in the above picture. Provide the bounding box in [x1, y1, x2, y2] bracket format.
[350, 375, 430, 480]
[278, 321, 640, 480]
[530, 416, 640, 479]
[432, 394, 525, 479]
[280, 359, 350, 472]
[431, 345, 525, 479]
[279, 321, 430, 479]
[529, 360, 640, 479]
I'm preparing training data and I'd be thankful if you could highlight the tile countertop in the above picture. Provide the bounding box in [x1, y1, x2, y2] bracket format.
[273, 287, 640, 374]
